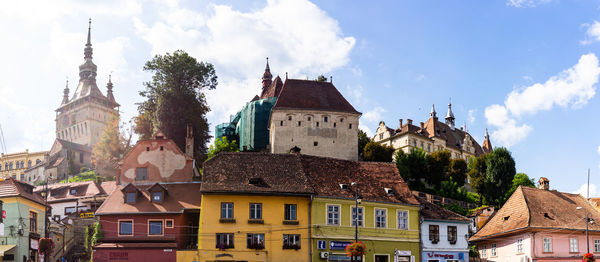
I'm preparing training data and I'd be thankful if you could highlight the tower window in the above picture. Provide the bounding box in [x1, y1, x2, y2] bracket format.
[280, 121, 283, 126]
[349, 124, 353, 129]
[308, 117, 311, 121]
[334, 123, 336, 128]
[160, 146, 164, 151]
[288, 116, 292, 121]
[298, 121, 301, 127]
[314, 141, 318, 146]
[316, 122, 319, 127]
[324, 116, 328, 122]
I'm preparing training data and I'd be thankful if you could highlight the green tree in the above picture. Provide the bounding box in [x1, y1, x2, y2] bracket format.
[206, 136, 240, 160]
[483, 147, 516, 206]
[92, 116, 132, 177]
[468, 154, 488, 199]
[363, 142, 395, 162]
[448, 159, 468, 187]
[505, 173, 535, 201]
[395, 148, 428, 190]
[426, 150, 451, 190]
[134, 50, 218, 161]
[357, 129, 370, 160]
[316, 75, 328, 82]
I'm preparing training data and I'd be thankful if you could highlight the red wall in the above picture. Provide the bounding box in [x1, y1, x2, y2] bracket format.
[99, 214, 185, 248]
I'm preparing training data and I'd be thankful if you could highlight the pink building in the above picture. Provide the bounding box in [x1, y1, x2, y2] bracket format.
[470, 179, 600, 262]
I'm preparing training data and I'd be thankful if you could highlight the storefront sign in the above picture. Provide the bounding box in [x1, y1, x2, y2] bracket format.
[317, 240, 326, 250]
[427, 252, 454, 259]
[330, 241, 352, 250]
[79, 212, 95, 218]
[395, 250, 411, 256]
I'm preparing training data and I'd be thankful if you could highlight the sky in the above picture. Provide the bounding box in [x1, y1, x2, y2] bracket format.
[1, 0, 600, 196]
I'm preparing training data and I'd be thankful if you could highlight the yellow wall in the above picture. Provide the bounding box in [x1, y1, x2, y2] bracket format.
[195, 194, 310, 262]
[0, 150, 48, 179]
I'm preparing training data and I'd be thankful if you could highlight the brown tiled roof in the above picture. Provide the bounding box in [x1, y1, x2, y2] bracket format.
[202, 153, 418, 205]
[422, 117, 484, 155]
[417, 197, 470, 222]
[202, 153, 313, 195]
[100, 181, 117, 195]
[0, 177, 45, 205]
[95, 182, 201, 215]
[272, 79, 360, 114]
[470, 186, 600, 241]
[260, 76, 283, 99]
[34, 181, 114, 202]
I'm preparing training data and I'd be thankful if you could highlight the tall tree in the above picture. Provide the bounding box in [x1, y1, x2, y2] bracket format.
[504, 173, 535, 201]
[468, 155, 487, 196]
[206, 137, 240, 161]
[483, 147, 516, 206]
[357, 129, 370, 160]
[92, 116, 132, 177]
[395, 148, 428, 190]
[363, 142, 395, 162]
[426, 150, 451, 190]
[448, 159, 468, 187]
[134, 50, 217, 160]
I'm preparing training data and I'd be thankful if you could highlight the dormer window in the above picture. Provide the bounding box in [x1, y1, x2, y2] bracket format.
[70, 189, 77, 195]
[384, 188, 395, 195]
[152, 191, 163, 202]
[125, 192, 136, 204]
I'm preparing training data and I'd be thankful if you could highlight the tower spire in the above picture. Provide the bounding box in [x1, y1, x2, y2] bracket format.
[261, 57, 273, 90]
[61, 79, 70, 105]
[430, 104, 437, 118]
[106, 73, 116, 103]
[445, 98, 455, 128]
[84, 18, 93, 59]
[482, 128, 493, 153]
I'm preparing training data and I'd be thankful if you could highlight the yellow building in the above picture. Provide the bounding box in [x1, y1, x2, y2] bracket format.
[0, 150, 48, 181]
[178, 153, 314, 262]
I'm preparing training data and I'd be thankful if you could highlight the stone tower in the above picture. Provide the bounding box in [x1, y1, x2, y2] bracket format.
[55, 19, 120, 147]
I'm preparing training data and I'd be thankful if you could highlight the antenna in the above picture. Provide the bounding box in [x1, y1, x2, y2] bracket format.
[0, 123, 7, 155]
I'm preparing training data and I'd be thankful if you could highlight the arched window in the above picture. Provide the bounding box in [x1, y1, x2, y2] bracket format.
[28, 160, 31, 167]
[9, 162, 13, 170]
[20, 161, 24, 169]
[15, 162, 19, 169]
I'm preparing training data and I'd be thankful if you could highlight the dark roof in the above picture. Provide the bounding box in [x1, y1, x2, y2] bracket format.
[95, 182, 201, 214]
[471, 186, 600, 241]
[0, 178, 45, 205]
[202, 152, 418, 205]
[260, 76, 284, 99]
[272, 79, 360, 114]
[417, 197, 470, 222]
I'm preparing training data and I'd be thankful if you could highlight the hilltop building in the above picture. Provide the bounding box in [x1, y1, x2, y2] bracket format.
[470, 179, 600, 262]
[216, 60, 361, 161]
[55, 19, 119, 148]
[0, 150, 48, 180]
[373, 103, 492, 161]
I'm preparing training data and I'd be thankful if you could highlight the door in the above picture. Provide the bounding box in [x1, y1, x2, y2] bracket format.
[375, 255, 389, 262]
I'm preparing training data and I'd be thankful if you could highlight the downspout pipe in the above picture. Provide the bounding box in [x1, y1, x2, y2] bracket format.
[309, 195, 313, 262]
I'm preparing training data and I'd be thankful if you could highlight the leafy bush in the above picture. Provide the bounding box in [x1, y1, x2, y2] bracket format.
[443, 202, 468, 216]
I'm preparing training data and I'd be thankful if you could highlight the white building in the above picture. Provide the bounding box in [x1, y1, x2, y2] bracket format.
[418, 198, 470, 262]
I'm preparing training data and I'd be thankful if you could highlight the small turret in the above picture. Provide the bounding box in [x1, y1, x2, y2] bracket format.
[482, 128, 493, 153]
[262, 57, 273, 90]
[445, 100, 455, 128]
[61, 80, 70, 105]
[106, 74, 116, 103]
[430, 104, 437, 119]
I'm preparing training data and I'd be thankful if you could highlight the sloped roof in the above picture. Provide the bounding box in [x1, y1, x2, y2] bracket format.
[470, 186, 600, 241]
[260, 76, 284, 99]
[34, 180, 114, 202]
[272, 79, 360, 114]
[55, 139, 92, 153]
[95, 182, 201, 214]
[417, 197, 470, 222]
[0, 177, 45, 205]
[202, 152, 418, 206]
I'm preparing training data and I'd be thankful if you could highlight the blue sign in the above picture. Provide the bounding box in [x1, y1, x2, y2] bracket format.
[330, 241, 352, 250]
[317, 240, 326, 250]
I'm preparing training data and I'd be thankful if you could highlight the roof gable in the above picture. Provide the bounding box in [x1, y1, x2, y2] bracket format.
[272, 79, 360, 114]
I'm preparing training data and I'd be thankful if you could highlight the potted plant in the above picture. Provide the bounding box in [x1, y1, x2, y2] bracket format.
[345, 241, 366, 258]
[39, 238, 55, 257]
[584, 253, 594, 262]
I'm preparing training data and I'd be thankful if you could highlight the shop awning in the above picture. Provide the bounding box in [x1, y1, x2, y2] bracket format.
[0, 245, 16, 255]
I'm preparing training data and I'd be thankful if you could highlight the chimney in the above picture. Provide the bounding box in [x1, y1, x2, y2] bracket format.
[185, 124, 194, 158]
[399, 119, 403, 128]
[407, 119, 413, 125]
[538, 177, 549, 190]
[420, 122, 424, 129]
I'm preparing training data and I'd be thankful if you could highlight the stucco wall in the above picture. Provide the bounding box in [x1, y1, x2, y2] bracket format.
[269, 110, 359, 161]
[421, 220, 470, 252]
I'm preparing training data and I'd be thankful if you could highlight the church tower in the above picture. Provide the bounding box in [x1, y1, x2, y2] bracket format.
[55, 19, 120, 147]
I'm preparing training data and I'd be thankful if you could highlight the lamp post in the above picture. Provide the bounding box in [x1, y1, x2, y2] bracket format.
[351, 182, 361, 262]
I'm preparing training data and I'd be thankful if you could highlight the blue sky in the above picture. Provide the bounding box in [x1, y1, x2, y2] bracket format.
[1, 0, 600, 195]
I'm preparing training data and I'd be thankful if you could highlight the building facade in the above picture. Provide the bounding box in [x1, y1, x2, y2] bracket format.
[0, 178, 47, 262]
[418, 198, 470, 262]
[470, 179, 600, 262]
[269, 79, 361, 161]
[0, 150, 48, 180]
[373, 104, 491, 161]
[55, 19, 119, 148]
[44, 139, 93, 181]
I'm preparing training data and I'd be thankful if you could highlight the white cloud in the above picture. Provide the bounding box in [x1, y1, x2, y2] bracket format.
[467, 109, 476, 124]
[359, 124, 373, 137]
[581, 21, 600, 45]
[363, 107, 386, 123]
[573, 183, 598, 198]
[0, 0, 142, 22]
[485, 54, 600, 147]
[134, 0, 356, 125]
[506, 0, 552, 8]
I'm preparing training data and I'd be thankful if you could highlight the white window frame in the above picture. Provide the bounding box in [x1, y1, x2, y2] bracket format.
[374, 208, 387, 228]
[543, 237, 552, 252]
[249, 203, 262, 220]
[491, 243, 497, 257]
[595, 239, 600, 252]
[326, 204, 340, 226]
[517, 238, 523, 253]
[481, 245, 486, 258]
[570, 237, 578, 253]
[397, 210, 409, 230]
[351, 206, 364, 227]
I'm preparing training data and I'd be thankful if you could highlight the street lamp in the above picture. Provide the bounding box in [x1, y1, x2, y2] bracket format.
[351, 182, 362, 262]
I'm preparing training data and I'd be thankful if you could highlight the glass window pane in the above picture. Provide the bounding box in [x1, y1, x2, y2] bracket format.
[149, 221, 163, 235]
[119, 221, 132, 235]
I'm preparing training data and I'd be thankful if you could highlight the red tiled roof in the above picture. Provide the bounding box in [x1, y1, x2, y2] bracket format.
[417, 197, 470, 222]
[0, 177, 45, 205]
[470, 186, 600, 241]
[260, 76, 284, 99]
[34, 181, 115, 202]
[202, 152, 418, 205]
[272, 79, 360, 114]
[95, 182, 201, 215]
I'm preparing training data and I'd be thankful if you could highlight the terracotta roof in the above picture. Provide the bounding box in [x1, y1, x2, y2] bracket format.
[260, 76, 284, 99]
[202, 153, 313, 195]
[95, 182, 201, 215]
[272, 79, 360, 114]
[417, 197, 470, 222]
[0, 177, 45, 205]
[34, 181, 114, 202]
[471, 186, 600, 241]
[100, 181, 117, 195]
[202, 153, 418, 205]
